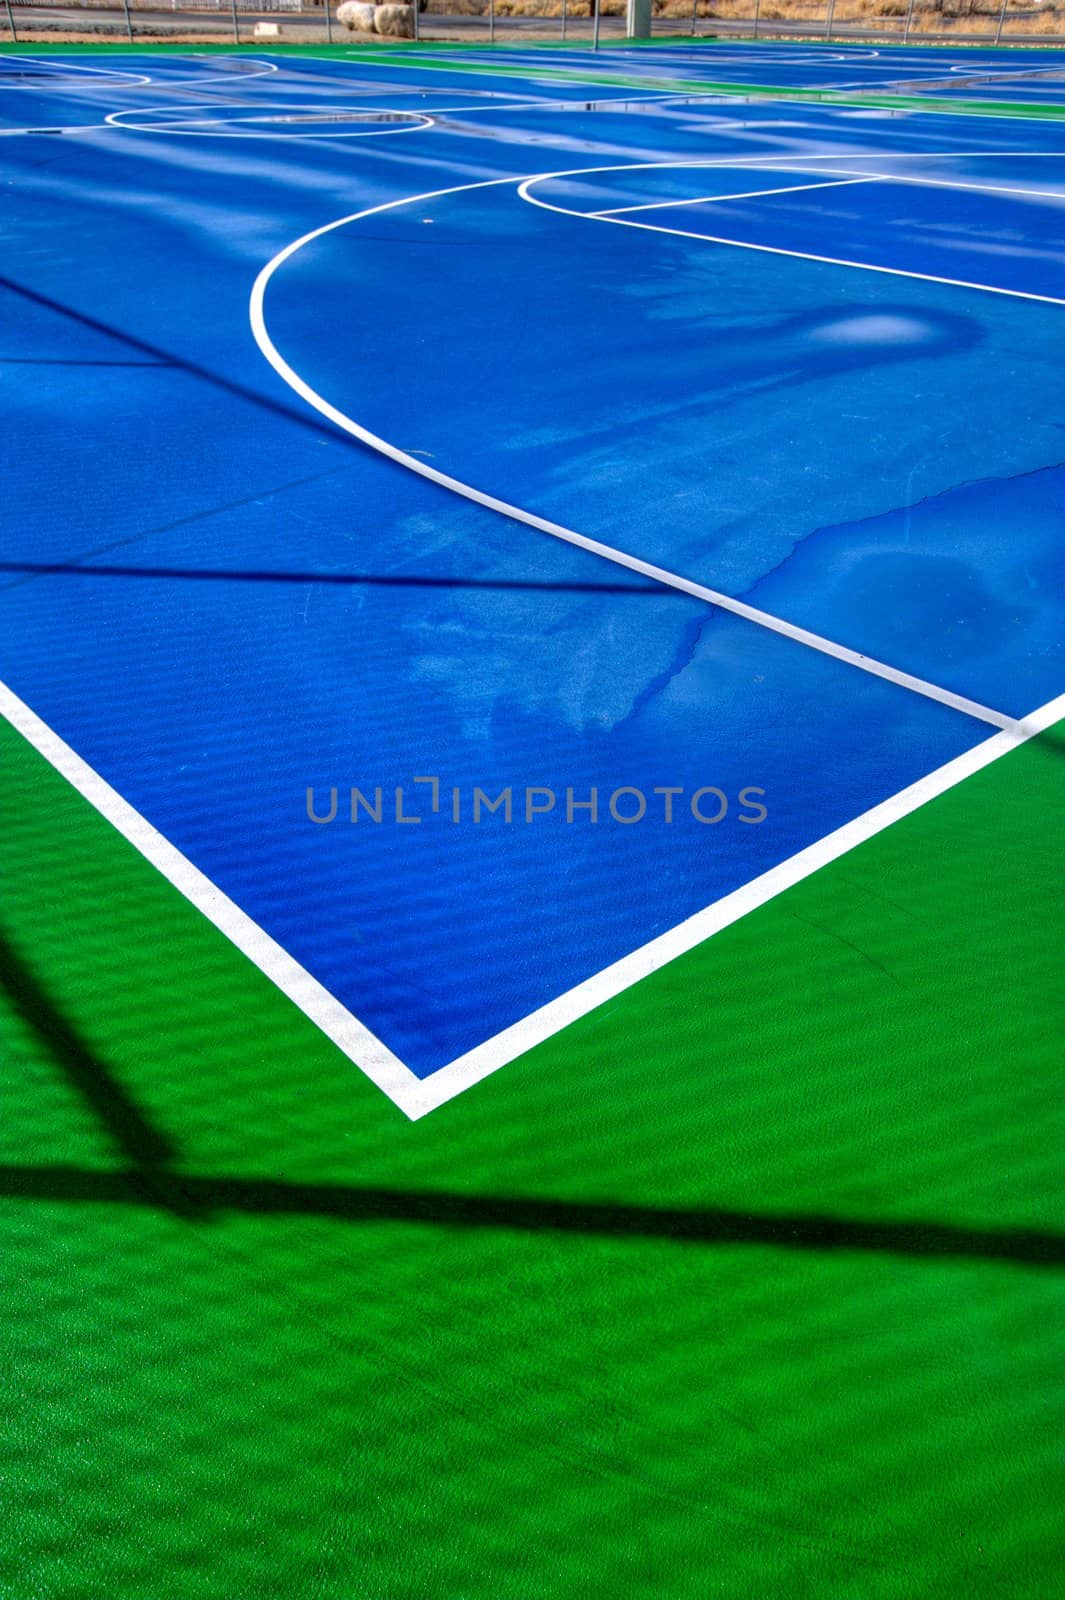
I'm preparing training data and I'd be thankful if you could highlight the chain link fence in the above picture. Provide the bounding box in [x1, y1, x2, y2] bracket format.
[2, 0, 1062, 50]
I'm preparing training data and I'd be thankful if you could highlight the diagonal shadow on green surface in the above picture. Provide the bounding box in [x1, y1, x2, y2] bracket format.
[1, 719, 1062, 1269]
[0, 1162, 1062, 1268]
[3, 906, 1062, 1269]
[4, 904, 1062, 1265]
[0, 921, 179, 1178]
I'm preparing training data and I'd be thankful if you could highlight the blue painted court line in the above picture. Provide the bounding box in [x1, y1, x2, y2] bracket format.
[1, 50, 1062, 1089]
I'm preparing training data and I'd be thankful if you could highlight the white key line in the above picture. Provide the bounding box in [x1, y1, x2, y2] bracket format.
[594, 176, 882, 216]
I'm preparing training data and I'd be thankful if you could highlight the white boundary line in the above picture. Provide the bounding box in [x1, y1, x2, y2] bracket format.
[825, 169, 1065, 202]
[595, 175, 882, 216]
[414, 693, 1063, 1117]
[1, 673, 1059, 1121]
[683, 159, 1065, 203]
[0, 680, 417, 1111]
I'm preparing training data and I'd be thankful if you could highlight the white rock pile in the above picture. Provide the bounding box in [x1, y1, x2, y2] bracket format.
[337, 0, 416, 34]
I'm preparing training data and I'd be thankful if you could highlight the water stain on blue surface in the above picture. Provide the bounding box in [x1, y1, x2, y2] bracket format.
[741, 460, 1065, 714]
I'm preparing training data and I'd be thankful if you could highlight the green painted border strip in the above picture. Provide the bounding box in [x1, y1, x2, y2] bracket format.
[353, 47, 1065, 117]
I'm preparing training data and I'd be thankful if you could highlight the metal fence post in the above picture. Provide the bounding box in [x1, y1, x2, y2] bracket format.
[326, 0, 334, 42]
[592, 0, 600, 48]
[752, 0, 760, 38]
[825, 0, 835, 38]
[230, 0, 239, 44]
[690, 0, 698, 34]
[121, 0, 134, 41]
[903, 0, 916, 42]
[994, 0, 1008, 43]
[561, 0, 567, 39]
[489, 0, 495, 42]
[4, 0, 17, 42]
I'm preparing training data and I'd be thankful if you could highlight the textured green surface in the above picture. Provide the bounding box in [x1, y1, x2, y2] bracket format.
[1, 711, 1062, 1599]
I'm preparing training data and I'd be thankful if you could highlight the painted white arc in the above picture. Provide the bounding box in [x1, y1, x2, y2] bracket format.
[249, 175, 1012, 729]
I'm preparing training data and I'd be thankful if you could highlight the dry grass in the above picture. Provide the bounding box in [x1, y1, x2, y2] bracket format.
[424, 0, 1065, 31]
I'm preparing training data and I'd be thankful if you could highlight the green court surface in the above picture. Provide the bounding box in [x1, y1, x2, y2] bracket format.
[2, 705, 1062, 1599]
[2, 35, 1063, 1594]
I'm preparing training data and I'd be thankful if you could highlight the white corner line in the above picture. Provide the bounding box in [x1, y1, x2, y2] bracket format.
[409, 691, 1064, 1119]
[594, 175, 882, 217]
[248, 173, 1012, 730]
[3, 674, 1059, 1123]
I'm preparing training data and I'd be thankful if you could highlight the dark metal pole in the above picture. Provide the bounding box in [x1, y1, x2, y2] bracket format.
[994, 0, 1008, 43]
[561, 0, 567, 39]
[489, 0, 494, 43]
[592, 0, 600, 48]
[121, 0, 134, 42]
[690, 0, 697, 35]
[230, 0, 240, 44]
[752, 0, 761, 38]
[4, 0, 17, 42]
[903, 0, 916, 42]
[326, 0, 334, 42]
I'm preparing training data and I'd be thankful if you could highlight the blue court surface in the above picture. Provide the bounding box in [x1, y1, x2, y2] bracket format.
[2, 41, 1063, 1112]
